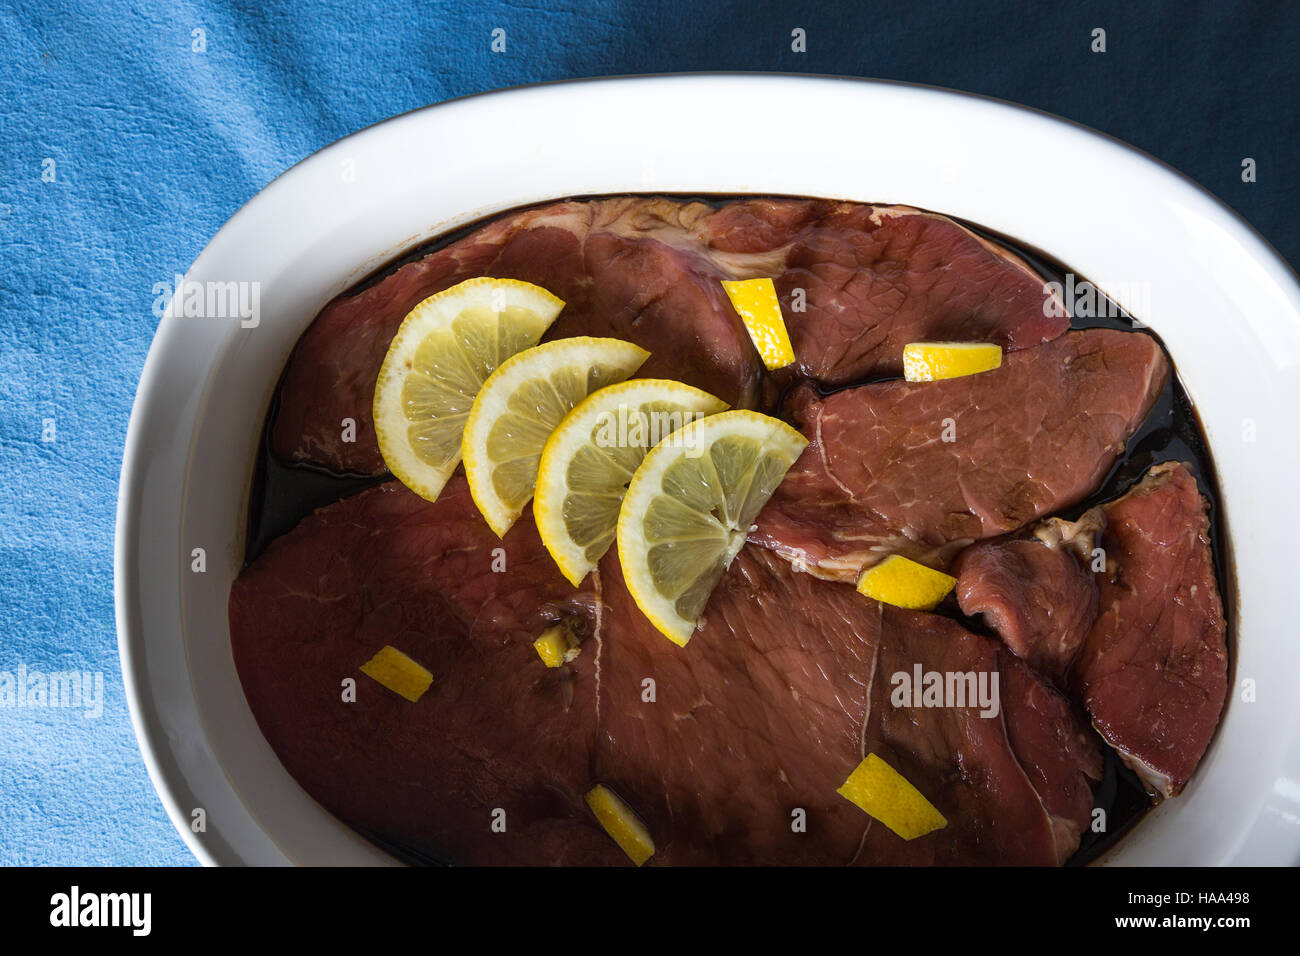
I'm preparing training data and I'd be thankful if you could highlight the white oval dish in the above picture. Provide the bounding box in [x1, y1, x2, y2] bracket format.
[115, 74, 1300, 866]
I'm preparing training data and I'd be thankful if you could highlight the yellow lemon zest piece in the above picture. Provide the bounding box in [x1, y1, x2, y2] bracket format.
[837, 753, 948, 840]
[533, 625, 579, 668]
[856, 554, 957, 611]
[585, 785, 655, 866]
[721, 278, 796, 370]
[902, 341, 1002, 382]
[359, 646, 433, 703]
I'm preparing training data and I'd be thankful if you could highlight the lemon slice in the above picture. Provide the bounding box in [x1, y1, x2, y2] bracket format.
[534, 379, 729, 586]
[721, 277, 797, 370]
[373, 277, 565, 502]
[856, 554, 957, 610]
[901, 341, 1002, 382]
[617, 410, 808, 646]
[463, 337, 649, 537]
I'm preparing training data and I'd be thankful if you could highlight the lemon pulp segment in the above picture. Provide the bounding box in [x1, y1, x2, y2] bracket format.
[462, 337, 649, 537]
[616, 410, 808, 646]
[533, 379, 728, 586]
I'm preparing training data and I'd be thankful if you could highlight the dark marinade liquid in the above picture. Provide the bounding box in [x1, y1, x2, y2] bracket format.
[244, 194, 1232, 867]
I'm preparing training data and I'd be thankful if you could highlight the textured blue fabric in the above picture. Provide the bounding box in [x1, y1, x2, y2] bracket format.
[0, 0, 1295, 865]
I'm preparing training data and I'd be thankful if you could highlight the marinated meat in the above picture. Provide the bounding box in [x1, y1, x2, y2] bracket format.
[590, 546, 876, 866]
[951, 462, 1227, 798]
[752, 329, 1168, 581]
[952, 519, 1102, 686]
[230, 506, 1101, 865]
[228, 477, 618, 865]
[1073, 462, 1228, 797]
[707, 200, 1068, 384]
[273, 197, 1065, 474]
[858, 605, 1100, 865]
[237, 194, 1227, 866]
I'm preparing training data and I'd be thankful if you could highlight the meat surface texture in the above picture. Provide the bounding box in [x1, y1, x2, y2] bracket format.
[952, 525, 1101, 687]
[228, 476, 621, 865]
[1072, 462, 1228, 797]
[707, 201, 1068, 385]
[596, 547, 1099, 866]
[752, 329, 1169, 581]
[857, 605, 1100, 865]
[236, 194, 1228, 864]
[951, 462, 1227, 798]
[272, 197, 1066, 474]
[591, 547, 876, 866]
[230, 489, 1102, 865]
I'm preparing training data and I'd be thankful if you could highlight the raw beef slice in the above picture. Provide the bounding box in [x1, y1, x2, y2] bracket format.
[1073, 462, 1228, 797]
[590, 547, 878, 865]
[271, 199, 766, 474]
[952, 512, 1103, 687]
[752, 329, 1168, 581]
[706, 200, 1068, 385]
[230, 492, 1101, 864]
[273, 197, 1067, 474]
[228, 476, 621, 865]
[952, 462, 1227, 798]
[591, 547, 1101, 865]
[859, 605, 1100, 865]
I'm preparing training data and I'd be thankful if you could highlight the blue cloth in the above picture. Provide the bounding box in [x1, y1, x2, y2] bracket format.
[1, 0, 1295, 865]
